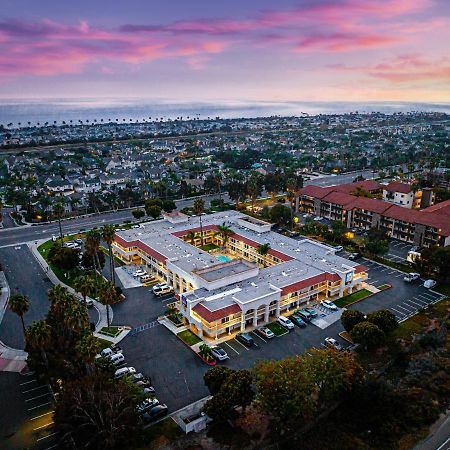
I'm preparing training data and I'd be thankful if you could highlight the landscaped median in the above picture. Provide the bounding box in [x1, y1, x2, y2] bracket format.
[176, 329, 217, 366]
[266, 321, 289, 337]
[334, 284, 392, 308]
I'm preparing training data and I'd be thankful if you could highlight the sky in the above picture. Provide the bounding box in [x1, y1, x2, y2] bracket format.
[0, 0, 449, 102]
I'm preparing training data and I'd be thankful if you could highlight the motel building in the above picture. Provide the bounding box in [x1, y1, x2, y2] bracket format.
[112, 210, 368, 343]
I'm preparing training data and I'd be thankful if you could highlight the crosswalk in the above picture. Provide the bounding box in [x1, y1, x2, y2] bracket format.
[129, 319, 160, 336]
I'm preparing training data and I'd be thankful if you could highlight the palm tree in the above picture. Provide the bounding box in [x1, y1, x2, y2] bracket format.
[74, 275, 95, 306]
[53, 202, 65, 244]
[102, 224, 117, 285]
[9, 294, 30, 336]
[0, 199, 3, 224]
[98, 281, 120, 329]
[257, 243, 271, 267]
[76, 334, 100, 374]
[85, 230, 101, 272]
[25, 320, 51, 369]
[185, 231, 198, 246]
[215, 222, 234, 249]
[193, 198, 205, 247]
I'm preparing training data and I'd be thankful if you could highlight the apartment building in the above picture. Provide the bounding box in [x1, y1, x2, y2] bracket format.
[295, 183, 450, 247]
[112, 211, 368, 342]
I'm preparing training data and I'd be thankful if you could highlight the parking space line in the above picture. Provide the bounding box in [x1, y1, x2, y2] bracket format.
[400, 303, 416, 312]
[390, 307, 406, 316]
[412, 296, 428, 306]
[388, 270, 397, 275]
[20, 379, 37, 386]
[223, 342, 239, 355]
[30, 411, 53, 421]
[233, 339, 249, 351]
[251, 331, 267, 343]
[395, 304, 413, 313]
[22, 385, 47, 394]
[404, 299, 422, 308]
[33, 422, 54, 431]
[36, 432, 58, 442]
[420, 292, 439, 300]
[25, 393, 50, 402]
[28, 402, 51, 411]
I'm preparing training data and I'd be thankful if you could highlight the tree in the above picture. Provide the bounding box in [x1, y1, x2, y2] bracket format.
[25, 320, 51, 368]
[193, 198, 205, 246]
[351, 321, 385, 350]
[341, 310, 366, 332]
[367, 310, 398, 334]
[53, 202, 65, 244]
[204, 366, 235, 395]
[269, 203, 292, 226]
[48, 245, 80, 271]
[85, 229, 102, 272]
[74, 275, 95, 305]
[54, 374, 140, 449]
[330, 220, 346, 243]
[98, 280, 121, 329]
[228, 181, 246, 207]
[198, 343, 214, 363]
[146, 204, 161, 219]
[215, 222, 234, 248]
[102, 224, 117, 285]
[162, 199, 176, 213]
[257, 243, 271, 267]
[9, 293, 30, 336]
[246, 172, 263, 212]
[365, 228, 389, 255]
[75, 334, 100, 375]
[131, 208, 145, 219]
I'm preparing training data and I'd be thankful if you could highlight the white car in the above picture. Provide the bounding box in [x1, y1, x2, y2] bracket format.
[210, 346, 229, 361]
[404, 272, 420, 283]
[313, 216, 322, 222]
[110, 353, 125, 366]
[324, 337, 342, 351]
[321, 300, 338, 311]
[277, 316, 294, 330]
[152, 283, 173, 296]
[423, 279, 436, 289]
[259, 327, 275, 339]
[114, 366, 136, 379]
[334, 245, 344, 252]
[97, 346, 122, 359]
[133, 269, 147, 278]
[132, 224, 141, 229]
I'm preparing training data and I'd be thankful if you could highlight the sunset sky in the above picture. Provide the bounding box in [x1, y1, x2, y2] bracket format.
[1, 0, 449, 102]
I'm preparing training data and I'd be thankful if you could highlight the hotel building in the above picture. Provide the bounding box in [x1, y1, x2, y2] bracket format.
[112, 211, 368, 342]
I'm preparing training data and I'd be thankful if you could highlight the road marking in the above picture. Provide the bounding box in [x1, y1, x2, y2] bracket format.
[22, 385, 47, 394]
[20, 379, 37, 386]
[388, 270, 397, 275]
[404, 299, 422, 308]
[223, 341, 239, 355]
[42, 445, 59, 450]
[436, 435, 450, 450]
[30, 411, 53, 421]
[28, 402, 51, 411]
[33, 421, 54, 431]
[419, 292, 438, 300]
[395, 305, 412, 313]
[251, 331, 267, 343]
[36, 432, 58, 442]
[25, 393, 50, 402]
[412, 296, 428, 306]
[232, 339, 249, 351]
[400, 303, 416, 312]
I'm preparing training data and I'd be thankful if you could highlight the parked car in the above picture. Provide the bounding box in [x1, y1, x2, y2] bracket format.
[210, 346, 229, 361]
[85, 298, 94, 308]
[141, 404, 168, 423]
[334, 245, 344, 252]
[129, 372, 151, 384]
[404, 272, 420, 282]
[424, 279, 436, 289]
[97, 345, 122, 359]
[348, 252, 362, 260]
[114, 366, 136, 379]
[321, 300, 338, 311]
[133, 269, 147, 278]
[142, 386, 156, 395]
[304, 308, 317, 318]
[277, 316, 294, 330]
[74, 238, 83, 244]
[296, 310, 312, 322]
[313, 216, 322, 222]
[153, 284, 173, 296]
[110, 353, 125, 366]
[136, 398, 159, 415]
[140, 274, 157, 283]
[290, 314, 307, 327]
[258, 327, 275, 339]
[324, 337, 342, 351]
[236, 333, 254, 347]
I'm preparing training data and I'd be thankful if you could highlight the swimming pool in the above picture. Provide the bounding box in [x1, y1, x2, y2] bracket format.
[216, 255, 232, 263]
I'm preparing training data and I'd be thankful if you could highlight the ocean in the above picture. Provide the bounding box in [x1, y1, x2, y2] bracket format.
[0, 99, 449, 127]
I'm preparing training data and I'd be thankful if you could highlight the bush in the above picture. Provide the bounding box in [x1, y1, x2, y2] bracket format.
[48, 245, 80, 271]
[341, 310, 366, 332]
[131, 209, 145, 219]
[351, 322, 385, 350]
[367, 310, 398, 333]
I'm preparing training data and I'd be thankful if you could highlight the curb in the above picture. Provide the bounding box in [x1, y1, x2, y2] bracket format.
[175, 334, 216, 366]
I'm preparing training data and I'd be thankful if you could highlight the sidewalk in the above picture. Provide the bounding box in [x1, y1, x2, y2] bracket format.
[0, 271, 28, 372]
[28, 240, 112, 332]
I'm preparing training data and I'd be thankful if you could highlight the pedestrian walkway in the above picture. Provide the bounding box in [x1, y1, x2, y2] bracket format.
[28, 240, 112, 332]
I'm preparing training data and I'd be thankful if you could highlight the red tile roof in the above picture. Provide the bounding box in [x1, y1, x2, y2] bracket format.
[299, 185, 334, 199]
[351, 197, 393, 214]
[334, 180, 382, 194]
[321, 191, 355, 207]
[192, 303, 241, 323]
[384, 181, 412, 194]
[114, 235, 167, 263]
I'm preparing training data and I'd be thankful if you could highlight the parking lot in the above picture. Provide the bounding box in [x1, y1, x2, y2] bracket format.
[384, 239, 413, 264]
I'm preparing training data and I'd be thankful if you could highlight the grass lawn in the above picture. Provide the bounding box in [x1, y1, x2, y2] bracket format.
[100, 246, 125, 266]
[266, 321, 289, 336]
[201, 243, 220, 252]
[99, 326, 122, 337]
[139, 417, 182, 448]
[95, 337, 112, 351]
[177, 329, 202, 346]
[334, 289, 372, 307]
[377, 284, 391, 290]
